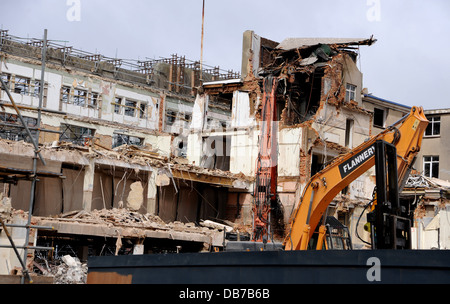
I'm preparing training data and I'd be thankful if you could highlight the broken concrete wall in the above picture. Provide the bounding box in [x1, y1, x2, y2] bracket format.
[231, 91, 255, 127]
[229, 129, 258, 176]
[412, 202, 450, 249]
[190, 94, 208, 130]
[278, 127, 302, 176]
[312, 103, 371, 149]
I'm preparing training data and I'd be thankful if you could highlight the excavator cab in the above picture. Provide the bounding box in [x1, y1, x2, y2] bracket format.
[324, 216, 353, 250]
[307, 216, 352, 250]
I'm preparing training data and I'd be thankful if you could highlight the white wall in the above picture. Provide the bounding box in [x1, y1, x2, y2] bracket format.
[412, 206, 450, 249]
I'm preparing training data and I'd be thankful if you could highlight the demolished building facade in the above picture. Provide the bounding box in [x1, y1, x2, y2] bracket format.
[0, 29, 448, 283]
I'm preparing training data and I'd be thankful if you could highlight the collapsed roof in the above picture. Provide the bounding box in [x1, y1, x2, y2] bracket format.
[276, 36, 377, 51]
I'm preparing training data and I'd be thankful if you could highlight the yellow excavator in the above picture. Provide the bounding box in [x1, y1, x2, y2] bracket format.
[284, 106, 429, 250]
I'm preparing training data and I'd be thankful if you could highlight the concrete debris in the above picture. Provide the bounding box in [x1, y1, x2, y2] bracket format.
[49, 255, 87, 284]
[126, 181, 144, 211]
[405, 174, 450, 190]
[43, 208, 223, 236]
[200, 220, 233, 232]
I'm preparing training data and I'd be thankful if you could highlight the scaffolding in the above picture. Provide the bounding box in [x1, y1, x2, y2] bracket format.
[0, 29, 240, 97]
[0, 29, 62, 284]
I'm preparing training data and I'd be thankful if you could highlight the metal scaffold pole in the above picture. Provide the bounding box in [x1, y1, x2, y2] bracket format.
[0, 29, 54, 284]
[19, 28, 47, 285]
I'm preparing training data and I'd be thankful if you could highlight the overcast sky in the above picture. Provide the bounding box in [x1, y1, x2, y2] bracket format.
[0, 0, 449, 109]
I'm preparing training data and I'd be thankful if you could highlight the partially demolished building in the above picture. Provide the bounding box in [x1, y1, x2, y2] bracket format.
[0, 29, 448, 283]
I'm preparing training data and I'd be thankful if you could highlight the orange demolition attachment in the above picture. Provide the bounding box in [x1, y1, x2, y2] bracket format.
[252, 76, 279, 243]
[284, 106, 429, 250]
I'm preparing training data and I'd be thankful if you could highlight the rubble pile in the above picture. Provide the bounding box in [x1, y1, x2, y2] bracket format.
[54, 208, 219, 235]
[36, 255, 87, 284]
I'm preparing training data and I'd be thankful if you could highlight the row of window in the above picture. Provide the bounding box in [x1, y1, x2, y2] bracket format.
[1, 73, 152, 119]
[0, 112, 143, 148]
[61, 86, 99, 108]
[1, 73, 442, 136]
[61, 88, 150, 119]
[1, 73, 45, 97]
[59, 123, 143, 148]
[164, 109, 229, 130]
[372, 105, 441, 137]
[113, 97, 147, 118]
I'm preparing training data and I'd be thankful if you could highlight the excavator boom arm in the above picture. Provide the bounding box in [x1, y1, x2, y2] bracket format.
[284, 106, 428, 250]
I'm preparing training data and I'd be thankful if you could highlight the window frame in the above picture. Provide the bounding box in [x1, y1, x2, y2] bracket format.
[139, 102, 147, 119]
[424, 116, 440, 137]
[423, 155, 439, 178]
[165, 110, 177, 126]
[61, 86, 71, 104]
[345, 83, 356, 103]
[0, 111, 38, 143]
[13, 76, 30, 95]
[124, 99, 137, 117]
[114, 97, 122, 114]
[73, 88, 88, 106]
[59, 123, 95, 146]
[373, 107, 386, 128]
[112, 133, 143, 148]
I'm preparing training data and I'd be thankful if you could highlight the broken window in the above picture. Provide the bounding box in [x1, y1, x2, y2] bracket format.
[182, 113, 192, 127]
[14, 76, 30, 95]
[0, 73, 11, 89]
[165, 110, 177, 126]
[0, 112, 38, 143]
[139, 102, 147, 119]
[32, 80, 42, 97]
[373, 107, 385, 128]
[59, 123, 95, 146]
[61, 86, 71, 103]
[345, 119, 354, 148]
[345, 83, 356, 103]
[425, 116, 440, 136]
[200, 136, 231, 171]
[73, 89, 87, 106]
[124, 99, 137, 117]
[88, 92, 99, 108]
[423, 156, 439, 178]
[311, 153, 335, 177]
[112, 133, 143, 148]
[114, 97, 122, 114]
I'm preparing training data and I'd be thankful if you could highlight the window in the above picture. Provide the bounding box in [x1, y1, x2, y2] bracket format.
[124, 99, 137, 117]
[61, 86, 71, 103]
[345, 119, 354, 148]
[181, 113, 192, 128]
[73, 89, 87, 106]
[373, 107, 385, 128]
[345, 83, 356, 102]
[0, 73, 11, 89]
[1, 74, 44, 99]
[14, 76, 30, 95]
[60, 124, 95, 146]
[425, 116, 440, 136]
[32, 80, 42, 98]
[112, 133, 143, 148]
[423, 156, 439, 178]
[114, 97, 122, 114]
[0, 112, 38, 143]
[139, 103, 147, 119]
[88, 92, 98, 108]
[165, 110, 177, 126]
